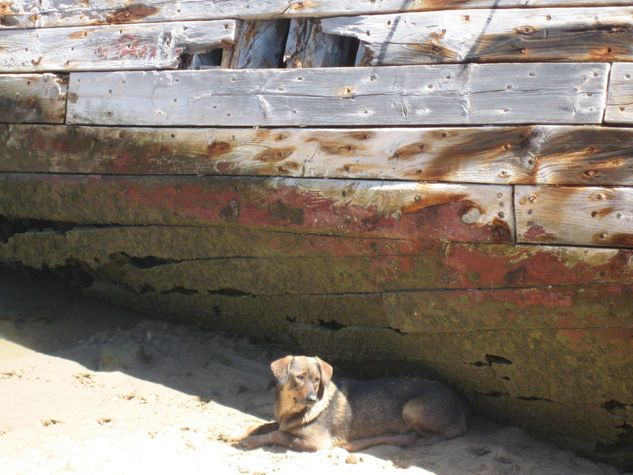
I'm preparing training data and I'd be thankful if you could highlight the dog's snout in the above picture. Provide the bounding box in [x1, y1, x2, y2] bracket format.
[305, 381, 318, 404]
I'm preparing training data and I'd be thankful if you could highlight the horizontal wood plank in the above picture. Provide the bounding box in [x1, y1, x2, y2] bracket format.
[0, 74, 67, 123]
[0, 20, 236, 72]
[67, 63, 609, 126]
[2, 124, 633, 185]
[3, 124, 633, 185]
[384, 284, 633, 333]
[2, 226, 632, 290]
[3, 1, 633, 29]
[0, 174, 514, 243]
[322, 7, 633, 65]
[516, 185, 633, 247]
[605, 63, 633, 124]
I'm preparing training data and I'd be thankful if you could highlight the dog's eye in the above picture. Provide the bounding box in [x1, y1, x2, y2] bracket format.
[295, 374, 305, 383]
[314, 377, 320, 385]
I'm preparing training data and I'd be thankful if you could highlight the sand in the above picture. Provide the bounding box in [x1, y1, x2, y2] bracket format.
[0, 267, 625, 475]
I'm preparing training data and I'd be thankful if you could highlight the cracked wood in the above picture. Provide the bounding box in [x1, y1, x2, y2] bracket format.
[605, 63, 633, 124]
[0, 173, 513, 243]
[2, 226, 632, 289]
[0, 20, 236, 72]
[322, 7, 633, 65]
[67, 63, 609, 126]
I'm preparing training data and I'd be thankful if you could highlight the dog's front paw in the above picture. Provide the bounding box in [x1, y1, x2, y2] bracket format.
[239, 434, 267, 450]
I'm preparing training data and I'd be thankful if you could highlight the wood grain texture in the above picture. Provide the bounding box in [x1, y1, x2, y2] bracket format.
[284, 18, 353, 68]
[4, 1, 633, 29]
[227, 20, 288, 69]
[0, 20, 236, 72]
[67, 63, 609, 126]
[3, 124, 633, 185]
[0, 173, 514, 243]
[322, 7, 633, 65]
[0, 74, 67, 123]
[605, 63, 633, 124]
[516, 185, 633, 247]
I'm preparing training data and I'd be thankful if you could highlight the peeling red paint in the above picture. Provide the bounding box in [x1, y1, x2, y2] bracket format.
[523, 224, 557, 242]
[0, 174, 512, 243]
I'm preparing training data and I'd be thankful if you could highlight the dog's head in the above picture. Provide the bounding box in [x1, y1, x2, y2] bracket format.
[270, 355, 333, 419]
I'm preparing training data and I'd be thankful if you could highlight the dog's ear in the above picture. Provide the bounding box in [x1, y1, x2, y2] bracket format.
[270, 355, 294, 384]
[315, 357, 333, 386]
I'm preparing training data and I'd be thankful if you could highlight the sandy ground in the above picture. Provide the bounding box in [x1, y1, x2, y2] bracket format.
[0, 267, 626, 475]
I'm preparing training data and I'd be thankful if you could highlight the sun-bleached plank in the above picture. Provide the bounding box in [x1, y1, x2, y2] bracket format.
[3, 0, 633, 29]
[516, 185, 633, 247]
[605, 63, 633, 124]
[322, 7, 633, 65]
[0, 20, 236, 72]
[67, 63, 609, 126]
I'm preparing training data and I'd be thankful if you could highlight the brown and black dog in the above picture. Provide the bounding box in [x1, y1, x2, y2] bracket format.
[240, 355, 467, 452]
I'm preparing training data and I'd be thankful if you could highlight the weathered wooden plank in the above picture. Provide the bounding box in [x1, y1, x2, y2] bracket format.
[284, 18, 353, 68]
[3, 124, 633, 185]
[227, 20, 289, 69]
[0, 174, 513, 243]
[53, 255, 633, 297]
[0, 20, 236, 72]
[322, 8, 633, 65]
[0, 74, 66, 123]
[2, 226, 632, 290]
[605, 63, 633, 124]
[4, 1, 633, 30]
[516, 185, 633, 247]
[384, 284, 633, 333]
[67, 63, 609, 126]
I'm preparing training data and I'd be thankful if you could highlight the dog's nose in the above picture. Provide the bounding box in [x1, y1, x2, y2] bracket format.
[306, 393, 317, 403]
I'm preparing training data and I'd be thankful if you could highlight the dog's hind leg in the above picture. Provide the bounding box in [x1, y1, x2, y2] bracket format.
[402, 393, 466, 440]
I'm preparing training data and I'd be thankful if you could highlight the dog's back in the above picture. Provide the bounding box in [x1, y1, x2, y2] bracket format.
[323, 377, 467, 442]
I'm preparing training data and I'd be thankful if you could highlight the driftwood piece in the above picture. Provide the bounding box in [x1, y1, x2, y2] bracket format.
[0, 20, 236, 72]
[605, 63, 633, 124]
[3, 1, 633, 30]
[67, 63, 609, 126]
[0, 74, 67, 123]
[0, 173, 514, 243]
[516, 185, 633, 247]
[321, 7, 633, 65]
[284, 18, 353, 68]
[2, 124, 633, 185]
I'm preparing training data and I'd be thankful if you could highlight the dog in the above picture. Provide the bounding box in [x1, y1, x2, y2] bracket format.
[240, 355, 467, 452]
